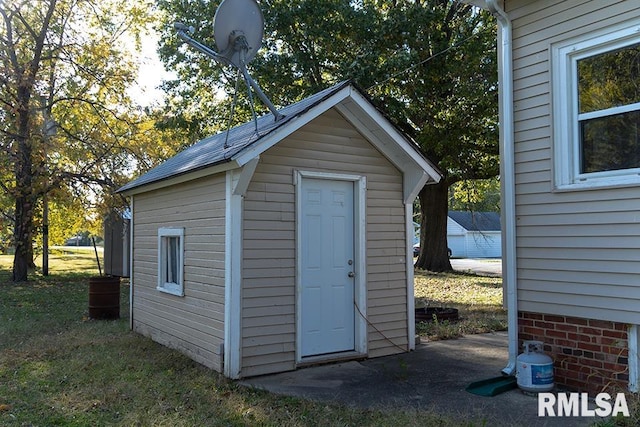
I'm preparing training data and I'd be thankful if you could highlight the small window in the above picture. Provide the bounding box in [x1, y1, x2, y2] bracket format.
[157, 227, 184, 296]
[552, 20, 640, 190]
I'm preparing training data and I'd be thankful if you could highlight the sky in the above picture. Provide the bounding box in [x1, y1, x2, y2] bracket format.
[128, 29, 174, 107]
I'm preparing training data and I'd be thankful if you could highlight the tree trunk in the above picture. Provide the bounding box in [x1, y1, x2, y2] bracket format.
[12, 195, 33, 282]
[415, 180, 452, 272]
[12, 85, 36, 282]
[5, 0, 57, 282]
[12, 133, 35, 282]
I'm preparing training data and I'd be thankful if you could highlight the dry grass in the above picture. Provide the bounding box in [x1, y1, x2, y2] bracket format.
[414, 269, 507, 340]
[593, 388, 640, 427]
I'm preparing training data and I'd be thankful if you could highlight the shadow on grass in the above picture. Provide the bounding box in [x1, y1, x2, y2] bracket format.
[1, 256, 472, 426]
[414, 269, 506, 341]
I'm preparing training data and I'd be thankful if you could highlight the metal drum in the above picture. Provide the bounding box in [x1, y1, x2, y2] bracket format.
[88, 276, 120, 320]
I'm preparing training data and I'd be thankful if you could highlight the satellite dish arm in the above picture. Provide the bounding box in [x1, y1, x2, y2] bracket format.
[238, 65, 284, 121]
[173, 20, 285, 122]
[174, 22, 231, 67]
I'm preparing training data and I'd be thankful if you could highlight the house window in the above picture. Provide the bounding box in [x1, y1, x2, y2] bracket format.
[157, 227, 184, 296]
[552, 20, 640, 190]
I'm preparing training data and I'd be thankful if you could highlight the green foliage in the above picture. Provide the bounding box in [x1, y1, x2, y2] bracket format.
[415, 317, 463, 341]
[578, 43, 640, 114]
[0, 0, 179, 280]
[48, 203, 95, 245]
[157, 0, 498, 168]
[366, 2, 499, 184]
[0, 189, 11, 252]
[577, 43, 640, 174]
[257, 0, 383, 99]
[449, 177, 500, 212]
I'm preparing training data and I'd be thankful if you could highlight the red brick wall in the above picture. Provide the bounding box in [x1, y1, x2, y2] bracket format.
[518, 312, 628, 395]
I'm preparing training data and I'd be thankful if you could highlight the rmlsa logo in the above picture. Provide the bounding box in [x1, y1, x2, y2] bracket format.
[538, 392, 629, 417]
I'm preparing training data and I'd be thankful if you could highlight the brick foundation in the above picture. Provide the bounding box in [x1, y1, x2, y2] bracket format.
[518, 312, 628, 395]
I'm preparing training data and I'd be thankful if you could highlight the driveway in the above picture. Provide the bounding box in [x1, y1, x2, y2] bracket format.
[451, 258, 502, 277]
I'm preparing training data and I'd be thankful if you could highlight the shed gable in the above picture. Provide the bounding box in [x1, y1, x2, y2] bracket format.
[240, 108, 408, 377]
[122, 81, 441, 379]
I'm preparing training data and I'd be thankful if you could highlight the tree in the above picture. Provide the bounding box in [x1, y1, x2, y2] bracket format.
[372, 1, 498, 271]
[449, 178, 500, 213]
[156, 0, 382, 139]
[0, 0, 157, 281]
[577, 43, 640, 174]
[157, 0, 498, 272]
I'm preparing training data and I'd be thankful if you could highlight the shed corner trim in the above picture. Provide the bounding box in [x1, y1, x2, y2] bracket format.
[224, 169, 243, 379]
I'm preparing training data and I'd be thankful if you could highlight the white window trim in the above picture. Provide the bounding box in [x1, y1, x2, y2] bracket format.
[552, 19, 640, 191]
[157, 227, 185, 296]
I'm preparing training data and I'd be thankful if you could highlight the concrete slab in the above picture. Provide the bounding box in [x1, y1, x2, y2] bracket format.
[241, 332, 599, 426]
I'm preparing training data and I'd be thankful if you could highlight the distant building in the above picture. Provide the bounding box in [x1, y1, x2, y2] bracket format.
[447, 211, 501, 258]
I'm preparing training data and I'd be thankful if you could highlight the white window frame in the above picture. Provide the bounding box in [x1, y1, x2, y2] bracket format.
[552, 19, 640, 191]
[157, 227, 185, 296]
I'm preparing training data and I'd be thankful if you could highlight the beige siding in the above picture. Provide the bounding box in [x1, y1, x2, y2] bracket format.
[132, 174, 226, 370]
[507, 0, 640, 323]
[241, 108, 407, 377]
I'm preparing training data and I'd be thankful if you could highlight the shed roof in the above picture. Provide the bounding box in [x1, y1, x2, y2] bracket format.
[448, 211, 501, 232]
[118, 81, 442, 199]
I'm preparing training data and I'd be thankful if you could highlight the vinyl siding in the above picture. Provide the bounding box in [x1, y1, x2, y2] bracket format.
[465, 232, 501, 258]
[447, 219, 501, 258]
[507, 0, 640, 323]
[132, 174, 226, 370]
[241, 108, 407, 377]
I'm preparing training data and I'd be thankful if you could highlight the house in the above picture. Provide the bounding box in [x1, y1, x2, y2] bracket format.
[412, 211, 501, 258]
[117, 81, 442, 379]
[472, 0, 640, 394]
[447, 211, 501, 258]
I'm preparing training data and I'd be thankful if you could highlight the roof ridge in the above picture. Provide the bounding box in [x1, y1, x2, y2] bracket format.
[117, 81, 353, 193]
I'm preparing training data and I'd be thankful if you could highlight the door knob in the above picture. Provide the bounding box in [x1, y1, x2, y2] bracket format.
[348, 272, 355, 278]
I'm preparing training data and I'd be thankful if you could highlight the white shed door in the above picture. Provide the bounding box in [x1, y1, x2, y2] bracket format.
[300, 178, 355, 357]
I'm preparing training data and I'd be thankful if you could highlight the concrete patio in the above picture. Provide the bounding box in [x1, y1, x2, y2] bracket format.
[241, 332, 599, 426]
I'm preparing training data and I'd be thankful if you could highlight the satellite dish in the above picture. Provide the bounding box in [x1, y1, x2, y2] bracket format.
[214, 0, 264, 69]
[174, 0, 283, 122]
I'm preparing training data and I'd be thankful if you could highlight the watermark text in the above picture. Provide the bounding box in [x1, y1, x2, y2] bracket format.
[538, 392, 629, 417]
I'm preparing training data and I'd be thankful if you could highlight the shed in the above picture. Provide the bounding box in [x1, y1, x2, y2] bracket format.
[472, 0, 640, 394]
[447, 211, 501, 258]
[118, 81, 442, 378]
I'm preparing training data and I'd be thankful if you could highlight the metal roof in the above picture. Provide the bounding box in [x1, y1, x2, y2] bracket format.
[448, 211, 501, 232]
[118, 81, 440, 194]
[118, 82, 352, 193]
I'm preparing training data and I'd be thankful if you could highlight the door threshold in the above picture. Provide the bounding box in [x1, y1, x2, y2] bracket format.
[298, 351, 366, 367]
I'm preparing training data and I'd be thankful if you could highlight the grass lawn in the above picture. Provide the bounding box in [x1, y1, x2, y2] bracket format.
[0, 252, 488, 426]
[414, 269, 507, 340]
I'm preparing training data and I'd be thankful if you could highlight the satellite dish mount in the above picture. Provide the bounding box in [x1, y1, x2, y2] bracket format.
[174, 0, 284, 122]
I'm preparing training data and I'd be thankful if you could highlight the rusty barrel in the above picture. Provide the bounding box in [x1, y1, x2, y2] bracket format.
[88, 276, 120, 319]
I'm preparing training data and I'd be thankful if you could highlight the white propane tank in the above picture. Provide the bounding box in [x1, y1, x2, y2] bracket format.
[516, 340, 554, 392]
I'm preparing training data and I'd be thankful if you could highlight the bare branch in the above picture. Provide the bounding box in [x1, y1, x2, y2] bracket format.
[0, 5, 21, 73]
